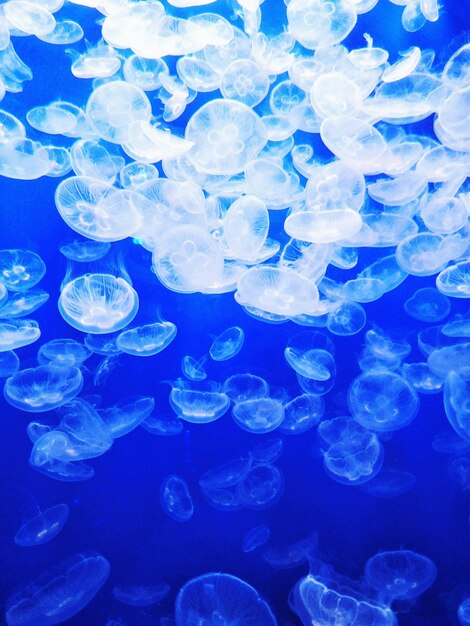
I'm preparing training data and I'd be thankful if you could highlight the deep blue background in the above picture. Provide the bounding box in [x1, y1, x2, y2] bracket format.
[0, 0, 470, 624]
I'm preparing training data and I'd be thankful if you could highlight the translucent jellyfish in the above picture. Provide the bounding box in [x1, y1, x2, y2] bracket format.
[364, 550, 437, 603]
[60, 241, 111, 262]
[113, 584, 170, 607]
[0, 249, 45, 292]
[124, 55, 169, 91]
[279, 393, 324, 435]
[185, 99, 267, 175]
[402, 362, 443, 394]
[444, 372, 470, 442]
[36, 19, 84, 45]
[14, 503, 69, 547]
[235, 266, 319, 317]
[141, 414, 184, 437]
[243, 525, 271, 553]
[69, 41, 121, 80]
[287, 0, 357, 49]
[223, 195, 269, 262]
[359, 468, 416, 498]
[318, 416, 384, 484]
[30, 445, 95, 482]
[220, 59, 269, 107]
[305, 161, 366, 213]
[250, 437, 284, 465]
[55, 176, 140, 242]
[175, 573, 277, 626]
[5, 552, 110, 626]
[4, 364, 83, 412]
[3, 1, 56, 37]
[421, 196, 468, 235]
[170, 381, 230, 424]
[70, 139, 123, 183]
[364, 328, 411, 363]
[237, 464, 284, 509]
[222, 373, 269, 403]
[428, 343, 470, 380]
[0, 290, 49, 319]
[120, 162, 159, 190]
[284, 347, 335, 381]
[327, 301, 366, 336]
[263, 532, 318, 569]
[285, 208, 363, 245]
[181, 355, 207, 381]
[442, 316, 470, 338]
[209, 326, 244, 361]
[436, 261, 470, 298]
[37, 338, 92, 367]
[310, 71, 363, 118]
[404, 287, 451, 322]
[85, 81, 151, 144]
[116, 321, 177, 357]
[0, 319, 40, 352]
[348, 34, 389, 69]
[232, 397, 285, 434]
[84, 332, 122, 356]
[99, 395, 155, 438]
[58, 274, 139, 334]
[348, 371, 419, 432]
[160, 475, 194, 522]
[176, 56, 221, 92]
[459, 598, 470, 625]
[0, 350, 19, 377]
[396, 233, 465, 277]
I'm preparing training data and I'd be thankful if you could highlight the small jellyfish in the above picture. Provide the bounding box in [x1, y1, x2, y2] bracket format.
[99, 395, 155, 438]
[37, 338, 92, 367]
[59, 240, 111, 262]
[459, 598, 470, 625]
[160, 475, 194, 522]
[113, 583, 170, 607]
[0, 319, 41, 352]
[279, 393, 324, 435]
[404, 287, 451, 322]
[170, 381, 230, 424]
[4, 364, 83, 413]
[242, 525, 271, 553]
[359, 468, 416, 498]
[0, 289, 49, 319]
[287, 0, 357, 50]
[222, 373, 270, 403]
[14, 503, 69, 547]
[199, 456, 253, 491]
[181, 355, 207, 381]
[0, 249, 46, 292]
[327, 301, 366, 336]
[175, 573, 276, 626]
[209, 326, 244, 361]
[116, 321, 177, 357]
[232, 397, 285, 434]
[0, 350, 19, 377]
[284, 347, 335, 381]
[436, 261, 470, 298]
[237, 464, 284, 510]
[58, 274, 139, 334]
[141, 414, 184, 437]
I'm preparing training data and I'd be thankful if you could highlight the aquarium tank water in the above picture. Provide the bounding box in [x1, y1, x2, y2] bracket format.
[0, 0, 469, 623]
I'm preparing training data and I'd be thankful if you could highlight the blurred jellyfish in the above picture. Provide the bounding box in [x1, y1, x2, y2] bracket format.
[98, 395, 155, 438]
[279, 394, 324, 435]
[0, 289, 49, 319]
[116, 321, 177, 356]
[0, 249, 46, 292]
[181, 355, 207, 381]
[37, 338, 92, 367]
[0, 319, 41, 352]
[242, 525, 271, 553]
[359, 468, 416, 498]
[209, 326, 245, 361]
[60, 240, 111, 262]
[141, 414, 184, 436]
[459, 598, 470, 625]
[222, 373, 270, 403]
[169, 380, 230, 424]
[0, 350, 19, 377]
[404, 287, 451, 322]
[232, 397, 285, 434]
[237, 464, 285, 509]
[14, 503, 69, 547]
[113, 583, 170, 607]
[160, 475, 194, 522]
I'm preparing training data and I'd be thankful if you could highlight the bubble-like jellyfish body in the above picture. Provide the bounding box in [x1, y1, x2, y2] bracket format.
[5, 551, 110, 626]
[223, 195, 269, 262]
[279, 393, 324, 435]
[237, 463, 285, 509]
[58, 274, 139, 334]
[30, 441, 95, 482]
[60, 240, 111, 262]
[0, 351, 19, 377]
[442, 317, 470, 338]
[364, 550, 437, 603]
[0, 249, 46, 292]
[14, 503, 69, 547]
[243, 525, 271, 553]
[444, 372, 470, 442]
[305, 161, 366, 213]
[285, 208, 363, 244]
[141, 414, 183, 436]
[185, 99, 267, 175]
[263, 532, 318, 570]
[284, 347, 335, 381]
[396, 233, 464, 277]
[236, 266, 319, 317]
[287, 0, 357, 49]
[37, 338, 92, 367]
[181, 355, 207, 381]
[327, 301, 366, 336]
[222, 373, 270, 403]
[0, 319, 40, 352]
[199, 456, 253, 491]
[348, 371, 419, 432]
[55, 177, 139, 242]
[292, 572, 396, 626]
[459, 598, 470, 625]
[99, 395, 155, 438]
[84, 332, 122, 356]
[318, 417, 384, 485]
[401, 363, 443, 395]
[209, 326, 244, 361]
[170, 382, 230, 424]
[250, 437, 284, 465]
[4, 364, 83, 412]
[436, 261, 470, 298]
[232, 397, 285, 434]
[0, 290, 49, 319]
[175, 572, 277, 626]
[404, 287, 451, 322]
[160, 475, 194, 522]
[116, 321, 177, 357]
[428, 343, 470, 380]
[113, 584, 170, 607]
[359, 468, 416, 498]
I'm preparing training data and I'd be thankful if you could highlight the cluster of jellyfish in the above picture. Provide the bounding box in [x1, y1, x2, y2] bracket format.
[0, 0, 469, 621]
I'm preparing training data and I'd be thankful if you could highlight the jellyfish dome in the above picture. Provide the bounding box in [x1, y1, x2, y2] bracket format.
[58, 273, 139, 334]
[116, 321, 177, 356]
[14, 503, 69, 547]
[0, 249, 46, 292]
[175, 572, 277, 626]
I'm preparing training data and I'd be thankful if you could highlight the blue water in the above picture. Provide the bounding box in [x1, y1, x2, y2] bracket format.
[0, 0, 470, 624]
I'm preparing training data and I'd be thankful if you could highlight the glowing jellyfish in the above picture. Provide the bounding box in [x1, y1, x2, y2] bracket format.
[113, 584, 170, 607]
[232, 397, 285, 434]
[327, 301, 366, 336]
[287, 0, 357, 50]
[0, 289, 49, 319]
[359, 468, 416, 498]
[60, 240, 111, 262]
[181, 355, 207, 381]
[279, 393, 324, 435]
[0, 249, 45, 292]
[222, 373, 270, 403]
[220, 59, 270, 107]
[170, 381, 230, 424]
[5, 552, 110, 626]
[58, 274, 139, 334]
[160, 475, 194, 521]
[404, 287, 451, 322]
[37, 338, 92, 367]
[223, 195, 269, 262]
[402, 362, 443, 395]
[444, 372, 470, 442]
[99, 395, 155, 438]
[459, 598, 470, 625]
[237, 464, 284, 509]
[175, 573, 277, 626]
[428, 343, 470, 380]
[4, 364, 83, 412]
[243, 525, 271, 553]
[436, 261, 470, 298]
[0, 319, 40, 352]
[14, 503, 69, 547]
[0, 350, 19, 377]
[209, 326, 244, 361]
[348, 371, 419, 432]
[141, 414, 184, 436]
[116, 321, 177, 356]
[185, 99, 267, 175]
[364, 550, 437, 602]
[199, 456, 253, 491]
[284, 347, 335, 381]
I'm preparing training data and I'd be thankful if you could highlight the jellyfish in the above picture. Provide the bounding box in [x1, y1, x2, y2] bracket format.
[459, 598, 470, 625]
[250, 437, 284, 465]
[199, 456, 253, 491]
[113, 584, 170, 607]
[404, 287, 451, 322]
[58, 273, 139, 334]
[37, 338, 92, 367]
[220, 59, 270, 107]
[223, 195, 270, 262]
[326, 301, 367, 336]
[359, 468, 416, 498]
[222, 373, 270, 403]
[0, 319, 41, 352]
[116, 321, 177, 357]
[98, 395, 155, 438]
[84, 331, 122, 356]
[0, 249, 46, 292]
[0, 350, 19, 377]
[4, 364, 83, 412]
[232, 397, 285, 434]
[287, 0, 357, 50]
[279, 393, 324, 435]
[436, 261, 470, 298]
[284, 347, 335, 381]
[242, 525, 271, 553]
[59, 240, 111, 262]
[5, 552, 110, 626]
[428, 343, 470, 380]
[364, 550, 437, 603]
[160, 475, 194, 522]
[444, 372, 470, 442]
[0, 289, 49, 319]
[401, 362, 444, 394]
[175, 572, 277, 626]
[14, 503, 69, 547]
[237, 464, 285, 509]
[209, 326, 244, 361]
[170, 381, 230, 424]
[263, 532, 318, 570]
[181, 355, 207, 381]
